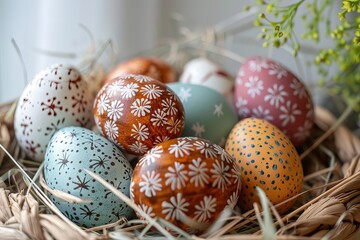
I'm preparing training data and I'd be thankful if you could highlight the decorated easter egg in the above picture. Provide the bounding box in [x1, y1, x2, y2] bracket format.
[14, 64, 94, 161]
[44, 126, 133, 228]
[167, 83, 238, 146]
[179, 58, 234, 99]
[234, 56, 314, 146]
[225, 118, 303, 213]
[103, 57, 176, 85]
[131, 137, 241, 232]
[94, 74, 185, 155]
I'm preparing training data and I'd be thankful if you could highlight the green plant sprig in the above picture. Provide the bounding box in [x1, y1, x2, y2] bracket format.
[254, 0, 360, 113]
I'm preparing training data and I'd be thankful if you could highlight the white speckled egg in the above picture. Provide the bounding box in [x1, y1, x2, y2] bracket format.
[44, 126, 133, 228]
[179, 58, 234, 99]
[14, 64, 94, 161]
[167, 83, 238, 146]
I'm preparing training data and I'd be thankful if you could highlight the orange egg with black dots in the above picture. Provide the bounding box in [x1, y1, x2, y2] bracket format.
[225, 117, 303, 213]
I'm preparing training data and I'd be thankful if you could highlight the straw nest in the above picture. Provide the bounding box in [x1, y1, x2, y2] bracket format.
[1, 93, 360, 240]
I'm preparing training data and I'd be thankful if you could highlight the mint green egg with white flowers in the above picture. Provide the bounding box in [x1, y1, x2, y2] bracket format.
[167, 83, 238, 146]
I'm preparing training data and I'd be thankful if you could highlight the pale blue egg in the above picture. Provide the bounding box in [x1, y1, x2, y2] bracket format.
[44, 126, 133, 228]
[167, 83, 238, 146]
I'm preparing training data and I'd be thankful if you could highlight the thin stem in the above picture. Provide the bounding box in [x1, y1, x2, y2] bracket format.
[300, 102, 355, 159]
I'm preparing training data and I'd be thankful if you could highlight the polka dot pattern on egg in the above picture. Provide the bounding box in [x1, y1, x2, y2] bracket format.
[225, 118, 303, 213]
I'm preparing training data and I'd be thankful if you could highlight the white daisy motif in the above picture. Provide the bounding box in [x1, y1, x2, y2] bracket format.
[236, 70, 245, 85]
[178, 87, 192, 102]
[131, 123, 149, 141]
[194, 141, 217, 159]
[134, 75, 153, 83]
[194, 195, 217, 222]
[252, 106, 274, 121]
[231, 164, 242, 186]
[162, 98, 178, 115]
[268, 63, 288, 79]
[119, 74, 136, 79]
[131, 98, 151, 117]
[264, 84, 288, 108]
[140, 84, 164, 99]
[104, 120, 118, 141]
[154, 135, 170, 145]
[294, 120, 312, 141]
[226, 191, 239, 209]
[189, 158, 209, 187]
[249, 59, 269, 72]
[107, 80, 124, 97]
[213, 144, 233, 163]
[245, 76, 264, 98]
[191, 122, 205, 137]
[168, 140, 194, 158]
[139, 170, 162, 197]
[129, 141, 148, 154]
[139, 145, 163, 166]
[97, 94, 110, 115]
[107, 100, 124, 121]
[235, 97, 250, 117]
[166, 117, 183, 134]
[151, 109, 168, 126]
[213, 103, 224, 117]
[162, 193, 189, 221]
[306, 101, 314, 119]
[279, 100, 302, 126]
[290, 78, 306, 99]
[138, 204, 156, 219]
[165, 162, 188, 190]
[120, 82, 139, 99]
[211, 160, 231, 192]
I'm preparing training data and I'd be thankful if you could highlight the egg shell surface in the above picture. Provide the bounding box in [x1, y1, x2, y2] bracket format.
[225, 118, 303, 213]
[179, 58, 234, 98]
[167, 83, 238, 146]
[234, 56, 314, 146]
[94, 74, 185, 155]
[14, 64, 94, 161]
[131, 137, 241, 232]
[44, 126, 134, 228]
[103, 57, 176, 85]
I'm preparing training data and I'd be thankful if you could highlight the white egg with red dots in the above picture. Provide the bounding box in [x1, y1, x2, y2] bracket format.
[14, 64, 94, 161]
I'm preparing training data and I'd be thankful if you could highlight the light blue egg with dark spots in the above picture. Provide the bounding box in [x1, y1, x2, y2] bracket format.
[167, 83, 238, 146]
[44, 126, 133, 228]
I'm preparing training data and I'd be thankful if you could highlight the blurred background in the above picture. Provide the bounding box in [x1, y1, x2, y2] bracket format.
[0, 0, 336, 106]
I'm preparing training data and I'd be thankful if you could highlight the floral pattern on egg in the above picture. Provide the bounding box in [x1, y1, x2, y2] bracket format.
[94, 74, 185, 155]
[14, 64, 94, 161]
[131, 137, 242, 232]
[234, 56, 314, 146]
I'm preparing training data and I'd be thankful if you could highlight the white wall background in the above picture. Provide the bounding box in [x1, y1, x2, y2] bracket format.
[0, 0, 334, 105]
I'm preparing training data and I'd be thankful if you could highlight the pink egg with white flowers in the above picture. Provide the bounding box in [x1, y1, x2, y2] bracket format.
[234, 56, 314, 147]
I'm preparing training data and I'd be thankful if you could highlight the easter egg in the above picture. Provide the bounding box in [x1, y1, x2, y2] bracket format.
[179, 58, 234, 99]
[94, 74, 185, 155]
[14, 64, 94, 161]
[234, 56, 314, 146]
[44, 126, 133, 228]
[131, 137, 241, 232]
[103, 57, 176, 85]
[225, 118, 303, 213]
[167, 83, 237, 146]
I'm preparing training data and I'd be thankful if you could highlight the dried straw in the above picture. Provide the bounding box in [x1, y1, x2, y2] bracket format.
[1, 99, 360, 239]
